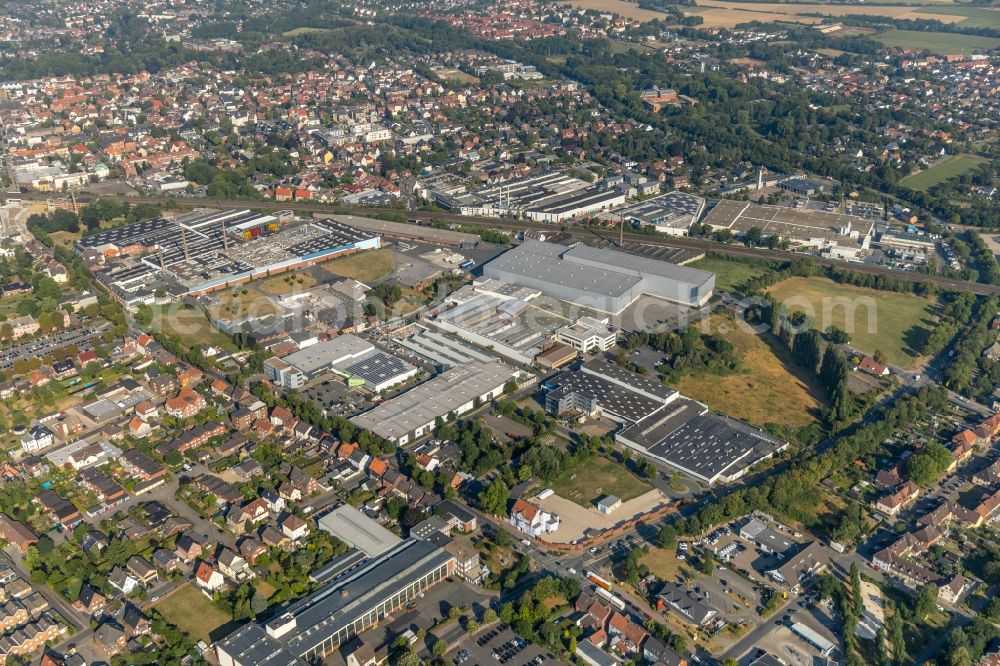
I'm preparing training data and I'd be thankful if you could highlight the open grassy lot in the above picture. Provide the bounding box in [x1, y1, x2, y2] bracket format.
[918, 5, 1000, 29]
[640, 546, 694, 581]
[549, 457, 652, 507]
[688, 256, 766, 292]
[149, 303, 238, 350]
[876, 29, 1000, 54]
[765, 276, 937, 369]
[321, 248, 394, 283]
[257, 271, 316, 296]
[436, 68, 479, 84]
[673, 314, 827, 428]
[154, 583, 235, 644]
[900, 154, 989, 191]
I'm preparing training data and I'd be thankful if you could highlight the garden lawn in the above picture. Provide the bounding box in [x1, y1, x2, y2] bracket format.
[672, 314, 827, 428]
[765, 276, 937, 369]
[321, 248, 394, 283]
[899, 154, 988, 191]
[548, 457, 652, 508]
[153, 583, 233, 644]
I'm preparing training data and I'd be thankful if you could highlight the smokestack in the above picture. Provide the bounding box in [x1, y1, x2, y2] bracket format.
[181, 228, 189, 260]
[222, 220, 228, 251]
[619, 212, 624, 247]
[159, 248, 164, 268]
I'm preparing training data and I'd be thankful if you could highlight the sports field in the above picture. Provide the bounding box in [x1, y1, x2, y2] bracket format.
[900, 154, 988, 191]
[673, 314, 827, 428]
[765, 276, 937, 368]
[876, 29, 1000, 54]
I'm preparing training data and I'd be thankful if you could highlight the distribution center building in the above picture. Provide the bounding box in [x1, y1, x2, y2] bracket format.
[483, 240, 714, 314]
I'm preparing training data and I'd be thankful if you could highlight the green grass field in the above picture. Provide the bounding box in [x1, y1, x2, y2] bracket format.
[282, 26, 335, 37]
[900, 154, 989, 191]
[150, 303, 237, 350]
[766, 276, 938, 369]
[917, 6, 1000, 29]
[321, 248, 394, 283]
[688, 256, 767, 292]
[876, 29, 1000, 55]
[549, 457, 652, 508]
[154, 584, 236, 643]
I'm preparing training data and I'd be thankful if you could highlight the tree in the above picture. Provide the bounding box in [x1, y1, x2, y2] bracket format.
[850, 561, 863, 617]
[657, 524, 678, 550]
[250, 590, 268, 616]
[914, 583, 937, 621]
[701, 552, 714, 575]
[431, 638, 448, 657]
[482, 608, 499, 624]
[478, 480, 509, 516]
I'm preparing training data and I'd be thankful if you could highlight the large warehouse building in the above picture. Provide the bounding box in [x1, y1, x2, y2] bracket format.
[351, 359, 520, 446]
[217, 539, 455, 664]
[482, 240, 714, 314]
[542, 360, 786, 484]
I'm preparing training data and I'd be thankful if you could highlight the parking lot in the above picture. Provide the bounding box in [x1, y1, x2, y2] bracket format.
[454, 624, 560, 666]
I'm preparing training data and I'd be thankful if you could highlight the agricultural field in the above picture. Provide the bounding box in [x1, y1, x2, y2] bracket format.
[916, 6, 1000, 29]
[673, 314, 828, 428]
[690, 0, 971, 28]
[900, 154, 989, 191]
[435, 68, 479, 84]
[153, 584, 236, 644]
[555, 0, 674, 22]
[765, 276, 938, 368]
[688, 256, 767, 292]
[876, 29, 1000, 54]
[548, 457, 653, 508]
[321, 247, 394, 283]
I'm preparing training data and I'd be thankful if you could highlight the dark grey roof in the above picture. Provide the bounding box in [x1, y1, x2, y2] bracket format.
[216, 623, 308, 666]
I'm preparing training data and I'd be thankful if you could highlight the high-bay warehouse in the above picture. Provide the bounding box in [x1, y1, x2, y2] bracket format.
[77, 208, 380, 309]
[482, 239, 714, 314]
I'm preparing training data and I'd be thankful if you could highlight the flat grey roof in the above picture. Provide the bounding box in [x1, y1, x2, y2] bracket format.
[280, 335, 374, 376]
[319, 214, 479, 246]
[486, 240, 640, 299]
[317, 504, 401, 557]
[351, 360, 518, 441]
[546, 370, 663, 423]
[563, 243, 713, 289]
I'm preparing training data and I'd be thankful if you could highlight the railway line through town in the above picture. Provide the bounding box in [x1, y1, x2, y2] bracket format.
[12, 190, 1000, 296]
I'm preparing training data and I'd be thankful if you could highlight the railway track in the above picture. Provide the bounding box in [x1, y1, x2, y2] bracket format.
[13, 190, 999, 296]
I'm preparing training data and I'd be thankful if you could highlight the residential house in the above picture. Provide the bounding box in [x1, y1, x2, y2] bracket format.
[194, 562, 226, 592]
[107, 567, 139, 596]
[875, 481, 920, 517]
[509, 498, 559, 537]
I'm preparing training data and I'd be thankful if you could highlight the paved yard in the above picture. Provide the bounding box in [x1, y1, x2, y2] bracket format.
[536, 489, 669, 543]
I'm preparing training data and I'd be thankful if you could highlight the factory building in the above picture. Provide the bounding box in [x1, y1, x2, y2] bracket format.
[264, 335, 416, 392]
[542, 360, 787, 484]
[217, 539, 455, 664]
[483, 240, 714, 314]
[612, 191, 706, 236]
[351, 360, 520, 446]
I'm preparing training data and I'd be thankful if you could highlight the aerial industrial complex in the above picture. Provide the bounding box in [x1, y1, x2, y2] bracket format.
[543, 360, 787, 484]
[263, 334, 417, 392]
[77, 209, 381, 309]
